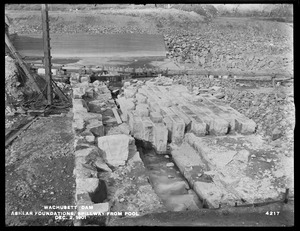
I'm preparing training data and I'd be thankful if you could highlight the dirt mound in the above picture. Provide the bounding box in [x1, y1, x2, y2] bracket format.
[5, 56, 23, 113]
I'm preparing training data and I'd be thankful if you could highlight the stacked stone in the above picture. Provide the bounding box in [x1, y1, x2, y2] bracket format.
[71, 74, 110, 225]
[116, 76, 257, 154]
[71, 74, 142, 225]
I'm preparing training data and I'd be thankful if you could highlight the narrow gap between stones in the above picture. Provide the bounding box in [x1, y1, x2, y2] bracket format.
[134, 138, 208, 211]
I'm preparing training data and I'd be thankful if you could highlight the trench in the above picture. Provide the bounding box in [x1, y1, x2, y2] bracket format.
[135, 139, 205, 211]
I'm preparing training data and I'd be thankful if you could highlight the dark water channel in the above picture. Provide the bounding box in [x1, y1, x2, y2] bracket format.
[136, 140, 203, 211]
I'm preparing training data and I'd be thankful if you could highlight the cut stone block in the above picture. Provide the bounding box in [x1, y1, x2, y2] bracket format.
[74, 156, 97, 179]
[96, 85, 111, 94]
[94, 159, 112, 172]
[163, 116, 173, 142]
[193, 181, 227, 208]
[169, 106, 191, 127]
[73, 99, 89, 113]
[209, 101, 257, 134]
[234, 117, 257, 134]
[73, 87, 86, 99]
[141, 117, 154, 142]
[72, 118, 86, 134]
[88, 100, 106, 113]
[93, 92, 111, 102]
[124, 87, 137, 98]
[128, 112, 144, 139]
[135, 104, 149, 117]
[85, 88, 94, 98]
[188, 103, 229, 136]
[136, 93, 147, 103]
[150, 111, 163, 123]
[80, 75, 90, 83]
[76, 178, 100, 196]
[153, 123, 168, 154]
[127, 151, 143, 164]
[92, 80, 101, 88]
[124, 81, 130, 88]
[171, 141, 208, 186]
[117, 97, 135, 121]
[75, 147, 99, 158]
[85, 135, 95, 144]
[86, 119, 104, 137]
[147, 99, 161, 113]
[165, 114, 185, 145]
[73, 111, 102, 123]
[97, 134, 131, 166]
[190, 117, 207, 136]
[70, 72, 80, 81]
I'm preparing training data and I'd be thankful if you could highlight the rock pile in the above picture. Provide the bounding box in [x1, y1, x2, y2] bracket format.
[169, 74, 294, 144]
[164, 25, 292, 74]
[222, 88, 294, 142]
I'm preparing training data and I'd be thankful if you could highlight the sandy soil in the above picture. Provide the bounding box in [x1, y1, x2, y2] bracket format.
[5, 114, 75, 226]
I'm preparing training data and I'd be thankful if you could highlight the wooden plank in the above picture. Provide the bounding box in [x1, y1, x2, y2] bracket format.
[112, 108, 122, 124]
[5, 117, 38, 147]
[41, 4, 53, 105]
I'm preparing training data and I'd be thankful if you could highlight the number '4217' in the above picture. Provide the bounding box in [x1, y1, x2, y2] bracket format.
[265, 211, 280, 215]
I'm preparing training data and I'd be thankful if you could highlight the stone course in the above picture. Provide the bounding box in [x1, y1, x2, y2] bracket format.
[117, 76, 256, 154]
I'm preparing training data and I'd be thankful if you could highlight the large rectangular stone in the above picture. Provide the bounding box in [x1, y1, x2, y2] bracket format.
[185, 102, 229, 136]
[190, 116, 208, 136]
[169, 114, 185, 145]
[216, 104, 256, 134]
[208, 99, 257, 134]
[116, 97, 135, 121]
[73, 99, 89, 113]
[93, 92, 111, 102]
[135, 104, 149, 117]
[72, 118, 86, 134]
[163, 116, 173, 142]
[141, 117, 154, 142]
[169, 106, 191, 127]
[73, 111, 102, 122]
[135, 93, 147, 104]
[97, 134, 131, 166]
[88, 100, 105, 113]
[178, 105, 207, 136]
[124, 87, 137, 99]
[128, 112, 144, 139]
[153, 123, 168, 154]
[150, 111, 163, 123]
[200, 98, 236, 131]
[73, 87, 86, 99]
[193, 181, 227, 208]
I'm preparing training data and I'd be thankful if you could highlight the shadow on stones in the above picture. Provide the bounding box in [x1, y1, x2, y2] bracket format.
[89, 179, 107, 203]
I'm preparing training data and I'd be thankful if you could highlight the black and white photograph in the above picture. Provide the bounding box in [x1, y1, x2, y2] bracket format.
[5, 2, 294, 226]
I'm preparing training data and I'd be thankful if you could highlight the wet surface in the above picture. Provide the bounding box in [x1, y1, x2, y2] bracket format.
[139, 145, 203, 211]
[13, 33, 166, 58]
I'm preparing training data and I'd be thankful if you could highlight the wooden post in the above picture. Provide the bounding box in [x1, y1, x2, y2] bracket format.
[41, 4, 53, 105]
